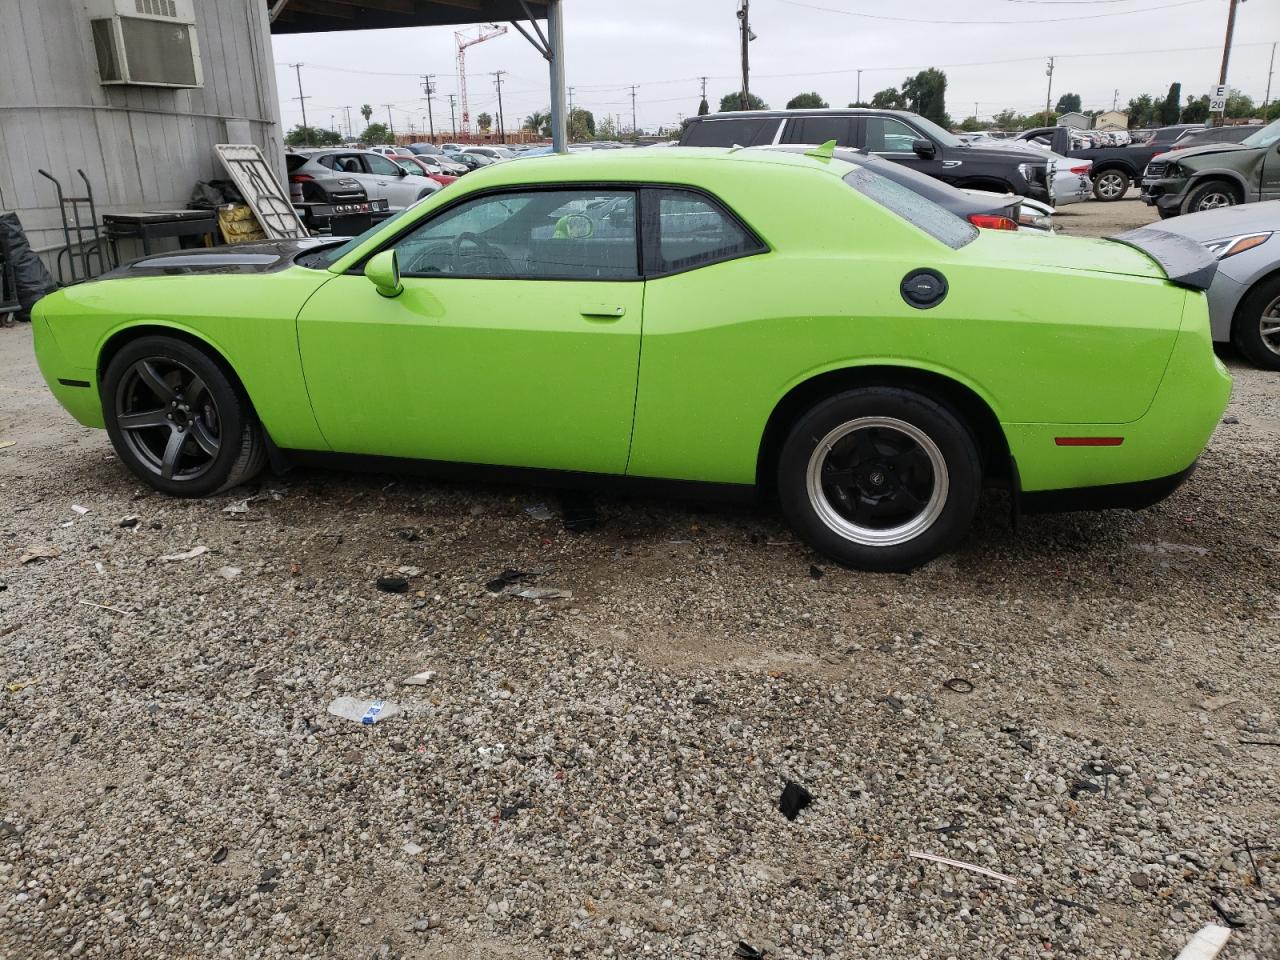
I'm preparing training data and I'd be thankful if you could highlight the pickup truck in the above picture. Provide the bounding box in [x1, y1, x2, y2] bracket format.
[1013, 125, 1198, 201]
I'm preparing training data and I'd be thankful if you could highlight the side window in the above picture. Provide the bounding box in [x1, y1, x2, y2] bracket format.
[865, 117, 922, 153]
[651, 189, 763, 274]
[364, 154, 403, 176]
[781, 117, 855, 146]
[389, 189, 639, 280]
[681, 118, 780, 147]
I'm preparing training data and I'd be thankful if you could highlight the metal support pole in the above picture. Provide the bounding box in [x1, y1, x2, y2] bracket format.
[739, 0, 750, 110]
[548, 0, 567, 153]
[1262, 41, 1276, 121]
[494, 70, 507, 141]
[291, 63, 310, 144]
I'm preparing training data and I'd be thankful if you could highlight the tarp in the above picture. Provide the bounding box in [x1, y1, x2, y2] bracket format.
[0, 213, 58, 321]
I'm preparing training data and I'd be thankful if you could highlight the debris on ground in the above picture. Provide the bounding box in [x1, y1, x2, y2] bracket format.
[778, 781, 813, 821]
[211, 846, 228, 864]
[1174, 924, 1232, 960]
[18, 546, 60, 565]
[119, 516, 139, 529]
[808, 564, 824, 579]
[403, 670, 436, 686]
[327, 697, 402, 725]
[0, 440, 15, 450]
[394, 527, 419, 542]
[222, 500, 250, 516]
[513, 587, 573, 600]
[524, 502, 555, 522]
[77, 600, 129, 616]
[160, 546, 208, 562]
[559, 491, 598, 532]
[1198, 695, 1239, 712]
[375, 575, 409, 594]
[485, 569, 528, 593]
[70, 505, 89, 516]
[498, 800, 532, 820]
[943, 677, 974, 693]
[396, 565, 423, 577]
[7, 678, 37, 694]
[734, 941, 765, 959]
[1221, 415, 1239, 425]
[402, 841, 423, 856]
[908, 851, 1018, 884]
[217, 566, 242, 580]
[1132, 541, 1209, 557]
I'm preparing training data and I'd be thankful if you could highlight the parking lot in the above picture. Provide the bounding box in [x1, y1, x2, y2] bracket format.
[2, 196, 1278, 960]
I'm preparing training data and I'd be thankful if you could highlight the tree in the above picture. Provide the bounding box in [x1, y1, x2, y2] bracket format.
[719, 92, 768, 111]
[901, 68, 950, 128]
[786, 92, 828, 109]
[958, 115, 984, 132]
[1159, 83, 1182, 126]
[1224, 91, 1256, 119]
[523, 110, 550, 136]
[358, 122, 392, 144]
[477, 112, 492, 133]
[284, 124, 342, 147]
[360, 104, 374, 126]
[1126, 94, 1155, 128]
[991, 108, 1019, 129]
[869, 87, 907, 110]
[1181, 95, 1211, 124]
[597, 114, 618, 139]
[1055, 92, 1082, 114]
[847, 101, 870, 108]
[697, 97, 710, 116]
[568, 107, 595, 141]
[1266, 100, 1280, 122]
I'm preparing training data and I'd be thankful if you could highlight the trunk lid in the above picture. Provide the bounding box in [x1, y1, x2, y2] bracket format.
[1106, 227, 1218, 291]
[972, 230, 1168, 281]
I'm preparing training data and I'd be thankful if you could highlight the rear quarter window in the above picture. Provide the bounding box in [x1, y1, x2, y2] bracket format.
[842, 167, 977, 249]
[682, 118, 780, 148]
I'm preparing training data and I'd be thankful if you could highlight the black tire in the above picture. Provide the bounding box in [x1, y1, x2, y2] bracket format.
[776, 388, 982, 572]
[1181, 179, 1238, 215]
[1231, 274, 1280, 371]
[1092, 169, 1130, 202]
[101, 335, 266, 497]
[1156, 204, 1180, 220]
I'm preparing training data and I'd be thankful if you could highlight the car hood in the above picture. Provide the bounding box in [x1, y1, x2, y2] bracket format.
[100, 239, 330, 279]
[1156, 142, 1254, 163]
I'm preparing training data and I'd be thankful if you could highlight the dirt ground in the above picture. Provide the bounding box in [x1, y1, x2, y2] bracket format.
[2, 197, 1278, 960]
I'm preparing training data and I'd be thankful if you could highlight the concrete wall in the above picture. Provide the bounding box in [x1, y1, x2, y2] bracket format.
[0, 0, 282, 276]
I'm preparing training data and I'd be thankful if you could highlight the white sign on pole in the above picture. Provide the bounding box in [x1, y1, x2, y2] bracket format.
[1210, 84, 1228, 112]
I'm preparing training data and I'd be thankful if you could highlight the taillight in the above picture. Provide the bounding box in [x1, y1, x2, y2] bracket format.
[1069, 164, 1090, 175]
[968, 214, 1018, 231]
[289, 174, 314, 182]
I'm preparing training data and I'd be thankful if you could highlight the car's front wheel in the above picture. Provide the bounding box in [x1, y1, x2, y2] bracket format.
[1232, 275, 1280, 371]
[777, 388, 982, 572]
[1092, 169, 1130, 201]
[102, 335, 266, 497]
[1182, 179, 1238, 215]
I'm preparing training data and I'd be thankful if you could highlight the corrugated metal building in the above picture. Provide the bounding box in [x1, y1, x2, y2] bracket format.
[0, 0, 282, 268]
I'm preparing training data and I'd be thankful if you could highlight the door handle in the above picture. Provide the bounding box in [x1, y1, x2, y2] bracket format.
[580, 305, 626, 319]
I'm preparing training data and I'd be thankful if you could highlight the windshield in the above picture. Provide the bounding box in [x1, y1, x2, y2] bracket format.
[908, 114, 963, 148]
[1242, 117, 1280, 148]
[301, 205, 423, 269]
[842, 166, 977, 249]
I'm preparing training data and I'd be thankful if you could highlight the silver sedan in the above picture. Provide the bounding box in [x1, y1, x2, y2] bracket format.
[1149, 200, 1280, 369]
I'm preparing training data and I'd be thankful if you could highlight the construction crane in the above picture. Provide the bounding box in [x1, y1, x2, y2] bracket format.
[456, 23, 507, 136]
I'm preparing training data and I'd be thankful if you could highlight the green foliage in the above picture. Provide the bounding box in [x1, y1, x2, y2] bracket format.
[786, 92, 828, 110]
[1126, 94, 1156, 128]
[697, 97, 710, 116]
[1054, 92, 1082, 114]
[568, 108, 595, 141]
[1181, 95, 1210, 123]
[284, 125, 342, 147]
[958, 115, 985, 132]
[846, 101, 870, 108]
[524, 110, 551, 136]
[869, 88, 906, 109]
[901, 69, 950, 127]
[358, 123, 392, 144]
[597, 115, 618, 139]
[719, 92, 768, 111]
[1159, 83, 1182, 126]
[360, 104, 373, 125]
[477, 112, 493, 133]
[1266, 101, 1280, 122]
[1224, 91, 1256, 119]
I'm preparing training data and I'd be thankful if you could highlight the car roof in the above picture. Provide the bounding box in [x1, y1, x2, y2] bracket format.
[688, 108, 921, 122]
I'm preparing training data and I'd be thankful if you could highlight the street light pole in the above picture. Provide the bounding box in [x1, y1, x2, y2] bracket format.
[421, 75, 436, 140]
[738, 0, 751, 110]
[1043, 57, 1055, 126]
[447, 94, 458, 138]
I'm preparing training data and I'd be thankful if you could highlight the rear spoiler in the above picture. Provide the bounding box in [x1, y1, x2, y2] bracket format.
[1105, 227, 1218, 291]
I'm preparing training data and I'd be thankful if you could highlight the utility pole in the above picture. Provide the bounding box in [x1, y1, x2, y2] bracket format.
[973, 101, 978, 121]
[344, 105, 353, 139]
[493, 70, 507, 141]
[1112, 88, 1119, 111]
[630, 85, 638, 139]
[1263, 41, 1276, 120]
[384, 104, 396, 142]
[447, 94, 458, 138]
[421, 75, 436, 140]
[737, 0, 751, 110]
[290, 63, 310, 144]
[1043, 56, 1055, 126]
[856, 68, 862, 104]
[1218, 0, 1242, 89]
[569, 86, 575, 113]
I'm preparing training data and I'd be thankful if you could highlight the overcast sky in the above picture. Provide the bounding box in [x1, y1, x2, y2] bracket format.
[271, 0, 1280, 137]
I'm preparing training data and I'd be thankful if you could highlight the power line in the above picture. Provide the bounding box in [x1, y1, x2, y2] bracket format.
[777, 0, 1211, 25]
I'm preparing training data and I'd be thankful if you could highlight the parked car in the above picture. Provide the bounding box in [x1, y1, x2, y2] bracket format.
[446, 151, 494, 170]
[681, 109, 1053, 202]
[1013, 125, 1195, 201]
[289, 149, 439, 211]
[763, 144, 1037, 230]
[964, 134, 1092, 206]
[1169, 125, 1264, 150]
[407, 149, 467, 175]
[439, 142, 465, 152]
[464, 146, 516, 161]
[1141, 117, 1280, 217]
[32, 147, 1229, 571]
[1126, 200, 1280, 369]
[285, 156, 390, 235]
[398, 155, 459, 187]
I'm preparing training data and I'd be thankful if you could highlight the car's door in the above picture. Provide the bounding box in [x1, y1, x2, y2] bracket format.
[361, 153, 419, 209]
[321, 153, 386, 202]
[861, 115, 951, 182]
[295, 187, 645, 474]
[1260, 141, 1280, 202]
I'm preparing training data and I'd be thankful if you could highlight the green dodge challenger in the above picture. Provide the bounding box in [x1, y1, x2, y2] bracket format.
[33, 147, 1231, 571]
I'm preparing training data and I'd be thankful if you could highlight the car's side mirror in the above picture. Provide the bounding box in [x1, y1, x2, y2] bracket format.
[912, 138, 937, 159]
[396, 166, 408, 177]
[365, 250, 402, 298]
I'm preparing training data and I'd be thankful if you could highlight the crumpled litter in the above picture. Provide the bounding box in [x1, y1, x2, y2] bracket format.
[160, 546, 208, 562]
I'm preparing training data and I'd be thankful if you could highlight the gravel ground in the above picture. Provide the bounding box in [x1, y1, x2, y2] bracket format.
[3, 200, 1279, 960]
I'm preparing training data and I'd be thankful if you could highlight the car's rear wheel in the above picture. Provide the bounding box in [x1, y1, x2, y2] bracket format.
[102, 336, 266, 497]
[777, 388, 982, 572]
[1182, 179, 1237, 215]
[1232, 275, 1280, 371]
[1092, 169, 1130, 201]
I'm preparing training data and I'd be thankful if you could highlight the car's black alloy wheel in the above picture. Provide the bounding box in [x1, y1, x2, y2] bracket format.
[777, 388, 982, 572]
[1183, 180, 1237, 215]
[102, 336, 266, 496]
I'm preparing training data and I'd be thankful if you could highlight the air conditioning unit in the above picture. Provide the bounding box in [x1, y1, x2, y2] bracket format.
[87, 0, 203, 89]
